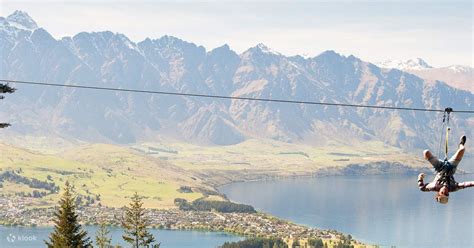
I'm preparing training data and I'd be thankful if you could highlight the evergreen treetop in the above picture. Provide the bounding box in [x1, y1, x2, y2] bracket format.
[45, 181, 92, 248]
[122, 192, 159, 248]
[0, 83, 15, 94]
[0, 83, 15, 128]
[95, 222, 112, 248]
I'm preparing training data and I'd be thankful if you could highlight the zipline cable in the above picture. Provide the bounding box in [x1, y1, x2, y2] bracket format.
[436, 112, 447, 159]
[1, 79, 474, 114]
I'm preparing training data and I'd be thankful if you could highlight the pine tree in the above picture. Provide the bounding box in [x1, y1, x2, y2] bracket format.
[291, 239, 301, 248]
[45, 181, 92, 247]
[309, 238, 324, 248]
[0, 83, 15, 128]
[95, 223, 112, 248]
[122, 192, 159, 248]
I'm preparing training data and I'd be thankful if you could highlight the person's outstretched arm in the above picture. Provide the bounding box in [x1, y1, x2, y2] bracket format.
[418, 173, 436, 192]
[457, 181, 474, 190]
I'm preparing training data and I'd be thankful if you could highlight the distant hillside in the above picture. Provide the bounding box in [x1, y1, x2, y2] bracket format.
[1, 10, 472, 149]
[407, 66, 473, 93]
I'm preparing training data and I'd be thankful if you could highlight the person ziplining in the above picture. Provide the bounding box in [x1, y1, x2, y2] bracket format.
[416, 108, 473, 205]
[417, 108, 473, 204]
[418, 135, 473, 204]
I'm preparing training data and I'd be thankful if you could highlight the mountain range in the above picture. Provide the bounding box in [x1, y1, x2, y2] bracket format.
[376, 58, 473, 92]
[1, 10, 472, 150]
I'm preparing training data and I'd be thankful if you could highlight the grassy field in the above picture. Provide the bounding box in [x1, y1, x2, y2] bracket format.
[0, 143, 207, 209]
[132, 138, 425, 184]
[0, 136, 423, 209]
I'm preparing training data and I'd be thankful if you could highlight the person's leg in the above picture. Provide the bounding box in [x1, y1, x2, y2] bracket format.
[424, 150, 443, 171]
[449, 145, 465, 163]
[448, 136, 466, 165]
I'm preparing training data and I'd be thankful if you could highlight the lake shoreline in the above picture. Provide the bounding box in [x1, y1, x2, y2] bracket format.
[212, 160, 439, 188]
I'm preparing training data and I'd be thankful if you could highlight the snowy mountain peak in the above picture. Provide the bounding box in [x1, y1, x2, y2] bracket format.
[6, 10, 38, 30]
[377, 58, 433, 71]
[253, 43, 281, 55]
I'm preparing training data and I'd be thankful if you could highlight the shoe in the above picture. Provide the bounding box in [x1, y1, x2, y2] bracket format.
[459, 135, 467, 146]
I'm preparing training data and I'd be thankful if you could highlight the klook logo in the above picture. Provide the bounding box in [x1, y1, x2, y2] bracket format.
[5, 233, 37, 243]
[6, 234, 16, 243]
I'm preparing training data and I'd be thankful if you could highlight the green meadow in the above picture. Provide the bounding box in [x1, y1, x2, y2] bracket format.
[0, 143, 205, 209]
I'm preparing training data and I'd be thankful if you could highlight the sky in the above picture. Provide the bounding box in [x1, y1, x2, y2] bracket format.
[1, 0, 472, 67]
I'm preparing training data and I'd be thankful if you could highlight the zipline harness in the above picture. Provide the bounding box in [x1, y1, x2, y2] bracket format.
[437, 107, 456, 187]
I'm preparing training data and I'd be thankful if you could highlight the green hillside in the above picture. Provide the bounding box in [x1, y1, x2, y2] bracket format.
[0, 143, 208, 208]
[132, 138, 425, 185]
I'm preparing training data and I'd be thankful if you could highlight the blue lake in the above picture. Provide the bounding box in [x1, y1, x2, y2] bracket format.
[220, 174, 474, 248]
[0, 226, 242, 248]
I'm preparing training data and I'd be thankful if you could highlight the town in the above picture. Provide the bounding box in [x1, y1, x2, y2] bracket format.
[0, 196, 369, 247]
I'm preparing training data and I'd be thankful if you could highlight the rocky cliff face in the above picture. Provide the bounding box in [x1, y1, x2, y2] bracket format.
[1, 11, 472, 148]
